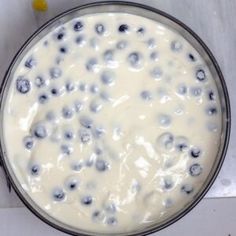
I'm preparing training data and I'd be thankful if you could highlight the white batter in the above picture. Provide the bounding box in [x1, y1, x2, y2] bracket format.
[2, 13, 222, 234]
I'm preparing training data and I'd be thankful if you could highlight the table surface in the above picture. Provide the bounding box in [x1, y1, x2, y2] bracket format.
[0, 0, 235, 235]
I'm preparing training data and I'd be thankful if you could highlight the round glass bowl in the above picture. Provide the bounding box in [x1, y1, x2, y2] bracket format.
[0, 2, 231, 236]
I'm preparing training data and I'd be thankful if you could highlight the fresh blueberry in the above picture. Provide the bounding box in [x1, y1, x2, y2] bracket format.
[95, 159, 109, 172]
[25, 57, 36, 69]
[74, 100, 83, 113]
[140, 90, 152, 101]
[64, 130, 74, 140]
[74, 21, 84, 32]
[116, 40, 128, 50]
[33, 124, 47, 139]
[90, 84, 99, 94]
[206, 106, 218, 116]
[62, 106, 74, 119]
[81, 195, 93, 205]
[65, 179, 78, 191]
[150, 51, 159, 61]
[101, 71, 115, 85]
[35, 76, 45, 88]
[158, 114, 171, 127]
[61, 144, 73, 155]
[50, 67, 62, 79]
[30, 164, 40, 176]
[171, 40, 183, 52]
[177, 84, 187, 95]
[103, 49, 114, 62]
[95, 23, 105, 35]
[208, 91, 215, 101]
[86, 58, 98, 72]
[79, 129, 91, 143]
[196, 69, 206, 81]
[38, 93, 49, 104]
[56, 32, 65, 41]
[16, 77, 31, 94]
[150, 67, 162, 79]
[59, 47, 67, 54]
[118, 24, 129, 33]
[128, 52, 142, 67]
[79, 116, 93, 129]
[188, 53, 196, 62]
[156, 132, 174, 150]
[50, 87, 60, 96]
[75, 35, 85, 45]
[189, 163, 203, 176]
[181, 184, 194, 194]
[90, 100, 103, 113]
[190, 87, 202, 96]
[23, 136, 34, 150]
[147, 38, 156, 49]
[53, 188, 65, 201]
[64, 81, 74, 92]
[137, 27, 145, 34]
[107, 217, 117, 225]
[175, 136, 189, 152]
[190, 147, 201, 158]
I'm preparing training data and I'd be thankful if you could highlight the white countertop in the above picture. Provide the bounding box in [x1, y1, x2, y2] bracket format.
[0, 0, 235, 235]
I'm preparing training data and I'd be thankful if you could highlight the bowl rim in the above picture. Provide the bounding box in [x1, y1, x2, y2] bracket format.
[0, 1, 231, 236]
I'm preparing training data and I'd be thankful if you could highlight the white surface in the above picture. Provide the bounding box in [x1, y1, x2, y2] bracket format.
[0, 198, 235, 236]
[0, 0, 235, 235]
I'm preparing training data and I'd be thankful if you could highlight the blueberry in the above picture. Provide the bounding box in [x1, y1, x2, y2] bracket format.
[107, 216, 117, 225]
[16, 77, 31, 94]
[90, 84, 99, 94]
[74, 100, 83, 112]
[196, 69, 206, 81]
[103, 49, 114, 62]
[90, 100, 103, 113]
[128, 52, 142, 67]
[118, 24, 129, 33]
[81, 195, 93, 205]
[64, 130, 74, 140]
[50, 87, 60, 96]
[147, 38, 156, 49]
[59, 47, 67, 53]
[86, 58, 98, 72]
[61, 144, 73, 155]
[208, 91, 215, 101]
[65, 81, 75, 92]
[79, 129, 91, 143]
[62, 106, 74, 119]
[150, 51, 159, 61]
[188, 53, 196, 62]
[171, 40, 183, 52]
[206, 106, 218, 116]
[25, 57, 36, 69]
[101, 71, 115, 85]
[190, 87, 202, 96]
[190, 147, 201, 158]
[75, 35, 85, 45]
[56, 32, 65, 40]
[137, 27, 145, 34]
[163, 178, 173, 190]
[79, 116, 93, 129]
[35, 76, 45, 88]
[50, 67, 62, 79]
[175, 136, 189, 152]
[38, 93, 49, 104]
[30, 164, 40, 176]
[158, 114, 171, 127]
[177, 84, 187, 95]
[23, 136, 34, 150]
[189, 163, 202, 176]
[140, 90, 152, 101]
[150, 67, 162, 79]
[181, 184, 194, 194]
[74, 21, 84, 31]
[156, 132, 174, 150]
[95, 159, 109, 172]
[95, 23, 105, 35]
[65, 179, 78, 191]
[33, 124, 47, 139]
[53, 188, 65, 201]
[116, 40, 128, 50]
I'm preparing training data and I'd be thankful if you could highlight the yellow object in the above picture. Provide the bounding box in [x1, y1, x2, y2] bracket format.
[32, 0, 48, 12]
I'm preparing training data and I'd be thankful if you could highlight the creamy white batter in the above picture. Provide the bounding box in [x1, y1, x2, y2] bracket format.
[2, 13, 222, 234]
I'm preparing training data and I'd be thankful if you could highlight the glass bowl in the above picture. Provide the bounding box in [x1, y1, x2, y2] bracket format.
[0, 1, 231, 236]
